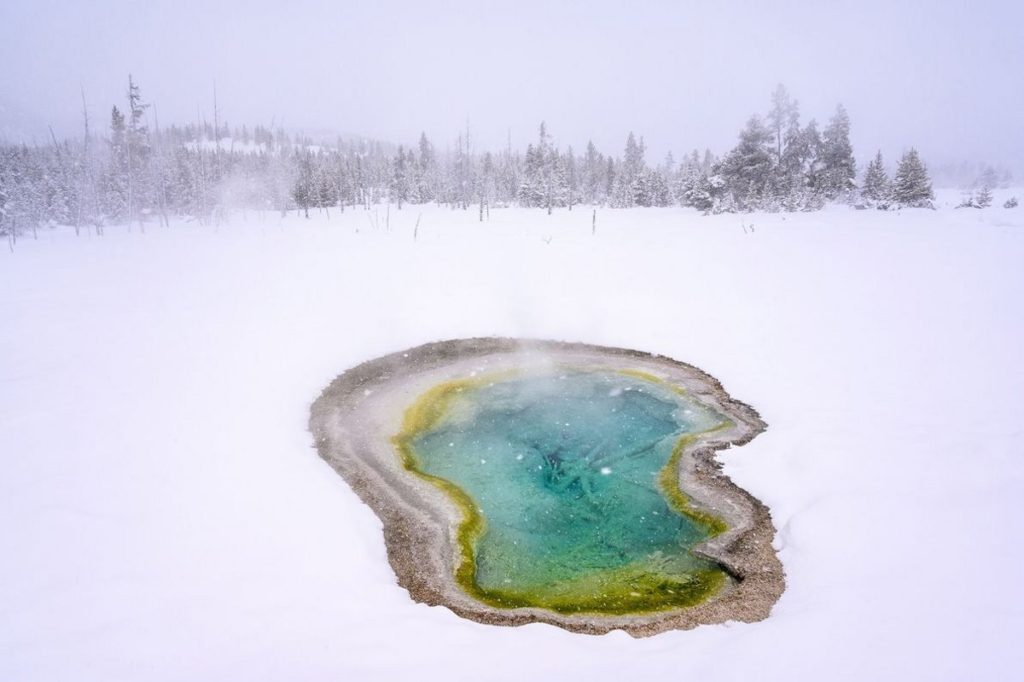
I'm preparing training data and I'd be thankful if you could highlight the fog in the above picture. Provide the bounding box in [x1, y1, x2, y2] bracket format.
[1, 0, 1021, 168]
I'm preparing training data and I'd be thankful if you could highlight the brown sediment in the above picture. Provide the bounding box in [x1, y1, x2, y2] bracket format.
[308, 338, 785, 637]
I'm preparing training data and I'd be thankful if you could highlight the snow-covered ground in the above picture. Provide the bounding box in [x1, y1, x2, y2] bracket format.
[2, 191, 1023, 681]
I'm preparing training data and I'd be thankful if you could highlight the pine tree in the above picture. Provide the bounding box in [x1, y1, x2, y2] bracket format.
[416, 132, 436, 203]
[892, 148, 934, 208]
[292, 150, 314, 218]
[974, 166, 996, 208]
[478, 151, 496, 218]
[776, 105, 806, 209]
[564, 147, 577, 210]
[720, 116, 773, 210]
[646, 167, 672, 207]
[125, 75, 151, 230]
[0, 150, 10, 239]
[768, 84, 797, 163]
[861, 151, 890, 204]
[550, 151, 569, 211]
[516, 122, 563, 212]
[613, 132, 649, 207]
[977, 166, 998, 191]
[519, 143, 544, 208]
[497, 143, 519, 207]
[103, 106, 129, 221]
[581, 140, 604, 204]
[974, 185, 993, 208]
[390, 145, 410, 209]
[800, 119, 825, 199]
[819, 104, 856, 200]
[604, 157, 616, 202]
[684, 170, 719, 213]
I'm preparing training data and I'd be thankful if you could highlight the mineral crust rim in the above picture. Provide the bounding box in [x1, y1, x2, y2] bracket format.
[308, 337, 785, 637]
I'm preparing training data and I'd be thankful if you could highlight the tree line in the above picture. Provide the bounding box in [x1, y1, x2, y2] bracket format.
[0, 80, 942, 241]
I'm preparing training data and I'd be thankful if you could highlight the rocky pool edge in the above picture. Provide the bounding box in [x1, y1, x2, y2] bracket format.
[308, 337, 785, 637]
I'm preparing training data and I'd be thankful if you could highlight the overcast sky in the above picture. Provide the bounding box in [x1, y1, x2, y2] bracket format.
[1, 0, 1021, 168]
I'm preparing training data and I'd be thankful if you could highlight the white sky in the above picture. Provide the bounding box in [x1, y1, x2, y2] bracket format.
[1, 0, 1021, 167]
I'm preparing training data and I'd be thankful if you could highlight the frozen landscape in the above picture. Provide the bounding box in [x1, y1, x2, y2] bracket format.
[2, 191, 1023, 679]
[3, 0, 1024, 679]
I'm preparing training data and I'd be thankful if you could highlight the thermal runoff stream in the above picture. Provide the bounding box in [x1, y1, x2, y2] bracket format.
[394, 369, 732, 614]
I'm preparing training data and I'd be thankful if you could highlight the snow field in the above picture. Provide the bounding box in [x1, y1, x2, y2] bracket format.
[2, 194, 1023, 680]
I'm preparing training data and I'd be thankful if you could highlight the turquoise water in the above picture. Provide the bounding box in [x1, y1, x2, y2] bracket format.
[406, 369, 731, 613]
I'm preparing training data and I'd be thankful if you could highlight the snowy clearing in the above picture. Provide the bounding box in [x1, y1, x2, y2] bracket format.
[2, 196, 1023, 681]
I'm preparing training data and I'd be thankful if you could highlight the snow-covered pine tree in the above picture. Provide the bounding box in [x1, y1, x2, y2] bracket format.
[892, 148, 934, 208]
[645, 167, 672, 207]
[612, 132, 647, 207]
[861, 151, 890, 205]
[974, 185, 993, 208]
[564, 147, 577, 210]
[390, 146, 409, 209]
[685, 170, 718, 213]
[768, 84, 797, 163]
[478, 151, 496, 218]
[674, 153, 699, 208]
[125, 75, 151, 230]
[973, 166, 996, 208]
[549, 151, 569, 212]
[519, 143, 542, 208]
[103, 106, 129, 222]
[292, 150, 314, 218]
[720, 116, 773, 210]
[46, 138, 77, 228]
[518, 122, 556, 210]
[0, 150, 10, 241]
[800, 119, 825, 206]
[314, 152, 339, 216]
[819, 104, 856, 200]
[604, 157, 616, 202]
[977, 166, 998, 191]
[416, 132, 437, 203]
[769, 107, 802, 209]
[581, 140, 604, 205]
[496, 143, 519, 207]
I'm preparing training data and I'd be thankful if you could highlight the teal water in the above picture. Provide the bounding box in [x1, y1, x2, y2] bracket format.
[406, 369, 731, 613]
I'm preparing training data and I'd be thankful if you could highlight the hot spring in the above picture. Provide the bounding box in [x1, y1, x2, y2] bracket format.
[309, 338, 783, 635]
[395, 369, 731, 614]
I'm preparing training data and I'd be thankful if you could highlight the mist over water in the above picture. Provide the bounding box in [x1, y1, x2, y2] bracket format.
[1, 0, 1021, 171]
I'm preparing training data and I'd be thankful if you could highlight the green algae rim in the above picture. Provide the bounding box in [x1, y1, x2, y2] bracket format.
[390, 368, 734, 616]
